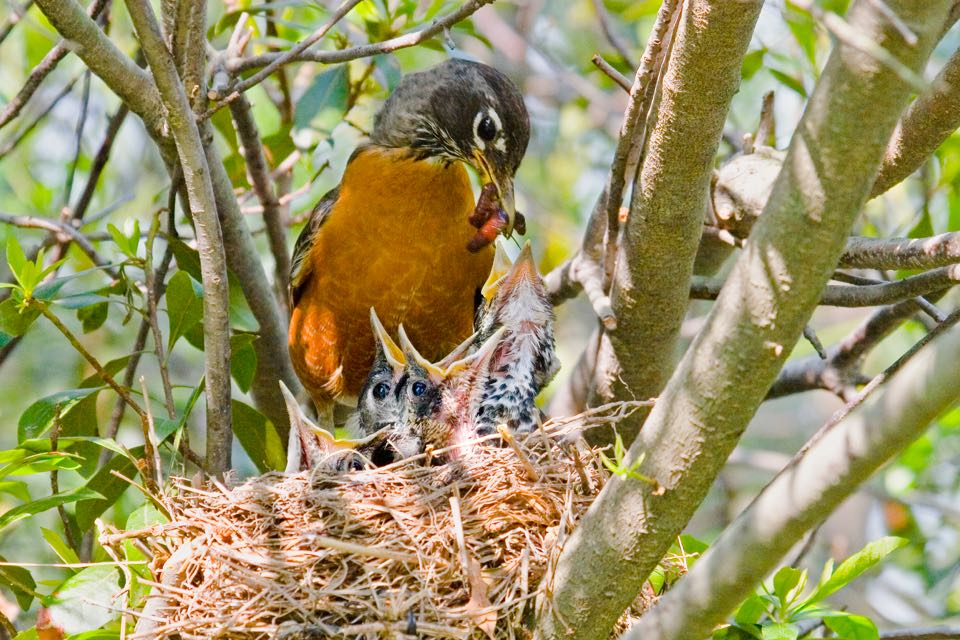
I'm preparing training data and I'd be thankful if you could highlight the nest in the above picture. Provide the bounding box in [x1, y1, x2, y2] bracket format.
[110, 404, 653, 639]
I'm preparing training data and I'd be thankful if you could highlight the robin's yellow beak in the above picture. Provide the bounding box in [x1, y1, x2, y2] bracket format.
[472, 150, 516, 236]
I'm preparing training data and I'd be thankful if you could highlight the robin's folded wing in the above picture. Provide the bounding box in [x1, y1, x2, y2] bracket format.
[289, 185, 340, 307]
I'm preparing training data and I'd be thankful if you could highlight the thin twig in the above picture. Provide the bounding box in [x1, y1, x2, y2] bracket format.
[591, 54, 632, 92]
[0, 213, 117, 277]
[226, 0, 496, 74]
[0, 0, 35, 46]
[590, 0, 637, 68]
[690, 265, 960, 307]
[35, 301, 148, 421]
[210, 0, 364, 110]
[144, 210, 176, 419]
[138, 376, 163, 494]
[879, 629, 960, 640]
[63, 71, 92, 208]
[50, 408, 81, 554]
[0, 74, 81, 159]
[229, 94, 291, 306]
[70, 104, 129, 223]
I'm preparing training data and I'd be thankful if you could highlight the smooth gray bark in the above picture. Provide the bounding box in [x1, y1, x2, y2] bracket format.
[537, 1, 952, 638]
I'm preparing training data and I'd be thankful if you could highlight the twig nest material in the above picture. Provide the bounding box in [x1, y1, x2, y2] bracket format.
[115, 405, 648, 639]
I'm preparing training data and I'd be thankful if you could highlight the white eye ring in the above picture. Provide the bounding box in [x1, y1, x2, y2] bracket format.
[473, 109, 503, 150]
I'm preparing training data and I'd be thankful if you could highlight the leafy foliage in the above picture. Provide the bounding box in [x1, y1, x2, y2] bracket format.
[714, 538, 908, 640]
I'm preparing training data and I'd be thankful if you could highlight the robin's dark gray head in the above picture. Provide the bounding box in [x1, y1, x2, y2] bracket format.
[371, 58, 530, 233]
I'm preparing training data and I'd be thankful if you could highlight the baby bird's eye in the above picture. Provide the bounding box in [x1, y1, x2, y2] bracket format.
[412, 381, 427, 397]
[372, 382, 390, 400]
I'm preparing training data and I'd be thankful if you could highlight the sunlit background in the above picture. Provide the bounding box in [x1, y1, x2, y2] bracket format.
[0, 0, 957, 631]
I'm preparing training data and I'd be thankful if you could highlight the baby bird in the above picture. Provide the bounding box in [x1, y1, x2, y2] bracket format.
[393, 325, 506, 460]
[472, 241, 559, 435]
[348, 308, 407, 437]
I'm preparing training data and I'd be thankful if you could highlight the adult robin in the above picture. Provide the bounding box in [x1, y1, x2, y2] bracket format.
[288, 59, 530, 431]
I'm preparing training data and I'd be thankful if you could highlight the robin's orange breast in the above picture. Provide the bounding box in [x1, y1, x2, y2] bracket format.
[289, 146, 494, 406]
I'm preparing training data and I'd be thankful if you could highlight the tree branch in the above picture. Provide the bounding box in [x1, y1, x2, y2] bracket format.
[537, 2, 951, 638]
[229, 94, 291, 308]
[123, 0, 233, 475]
[0, 0, 34, 46]
[543, 0, 679, 329]
[767, 297, 926, 399]
[202, 119, 301, 439]
[620, 312, 960, 640]
[0, 213, 117, 277]
[32, 0, 167, 141]
[588, 0, 762, 440]
[871, 44, 960, 196]
[0, 0, 110, 130]
[690, 265, 960, 308]
[590, 0, 637, 69]
[841, 231, 960, 270]
[879, 628, 960, 640]
[225, 0, 496, 75]
[0, 75, 81, 160]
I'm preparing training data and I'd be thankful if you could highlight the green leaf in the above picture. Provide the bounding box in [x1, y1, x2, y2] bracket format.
[783, 2, 817, 67]
[0, 480, 30, 502]
[0, 552, 37, 609]
[46, 565, 121, 634]
[75, 449, 140, 531]
[823, 615, 879, 640]
[0, 451, 82, 477]
[294, 65, 350, 130]
[373, 53, 403, 92]
[908, 210, 935, 239]
[169, 240, 256, 330]
[69, 631, 122, 640]
[0, 297, 39, 336]
[17, 387, 103, 443]
[0, 487, 103, 531]
[232, 400, 286, 472]
[165, 270, 204, 351]
[107, 221, 140, 259]
[761, 622, 798, 640]
[734, 594, 769, 626]
[230, 332, 258, 393]
[810, 537, 907, 602]
[261, 124, 295, 169]
[80, 355, 131, 388]
[76, 300, 109, 333]
[6, 236, 27, 284]
[772, 566, 803, 606]
[124, 502, 167, 530]
[768, 68, 807, 98]
[741, 48, 766, 80]
[42, 527, 81, 566]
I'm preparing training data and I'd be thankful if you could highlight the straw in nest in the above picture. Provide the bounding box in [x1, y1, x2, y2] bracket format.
[106, 403, 661, 639]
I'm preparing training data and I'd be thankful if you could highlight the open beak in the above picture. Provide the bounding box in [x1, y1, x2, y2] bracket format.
[397, 325, 446, 385]
[472, 150, 516, 236]
[369, 308, 405, 369]
[500, 240, 538, 294]
[480, 241, 513, 302]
